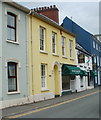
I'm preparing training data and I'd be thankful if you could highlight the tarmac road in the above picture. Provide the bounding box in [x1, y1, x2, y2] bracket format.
[8, 89, 100, 119]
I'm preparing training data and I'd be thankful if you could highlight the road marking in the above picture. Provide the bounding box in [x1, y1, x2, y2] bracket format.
[7, 90, 100, 119]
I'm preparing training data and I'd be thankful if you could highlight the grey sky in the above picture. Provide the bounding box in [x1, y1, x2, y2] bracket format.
[18, 2, 99, 35]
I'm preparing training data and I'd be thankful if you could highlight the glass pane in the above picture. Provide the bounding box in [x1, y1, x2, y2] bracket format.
[8, 63, 16, 76]
[7, 27, 11, 40]
[8, 78, 17, 91]
[7, 14, 15, 27]
[11, 29, 15, 41]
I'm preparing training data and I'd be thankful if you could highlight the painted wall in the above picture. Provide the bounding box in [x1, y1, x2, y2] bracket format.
[62, 17, 92, 54]
[29, 16, 76, 99]
[75, 49, 93, 92]
[62, 17, 101, 86]
[0, 2, 2, 109]
[1, 3, 29, 108]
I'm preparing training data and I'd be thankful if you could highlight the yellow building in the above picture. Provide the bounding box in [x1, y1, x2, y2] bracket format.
[28, 9, 77, 102]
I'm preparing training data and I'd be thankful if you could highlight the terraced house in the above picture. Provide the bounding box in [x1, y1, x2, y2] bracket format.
[0, 2, 30, 108]
[28, 6, 87, 101]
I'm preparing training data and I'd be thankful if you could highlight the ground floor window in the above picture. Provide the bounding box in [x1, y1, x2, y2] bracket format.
[8, 62, 17, 92]
[41, 64, 47, 89]
[62, 76, 70, 90]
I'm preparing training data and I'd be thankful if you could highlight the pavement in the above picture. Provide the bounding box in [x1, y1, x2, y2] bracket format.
[2, 86, 100, 119]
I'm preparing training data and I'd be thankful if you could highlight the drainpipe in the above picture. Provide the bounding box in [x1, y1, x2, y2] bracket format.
[30, 10, 34, 96]
[26, 10, 32, 99]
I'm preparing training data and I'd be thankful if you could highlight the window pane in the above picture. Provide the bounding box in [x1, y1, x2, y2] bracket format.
[7, 14, 15, 27]
[8, 78, 17, 91]
[8, 62, 17, 92]
[7, 27, 11, 40]
[11, 29, 16, 41]
[8, 63, 16, 76]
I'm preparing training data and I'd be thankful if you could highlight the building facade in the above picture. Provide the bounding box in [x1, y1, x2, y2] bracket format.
[76, 43, 93, 92]
[62, 16, 101, 87]
[28, 7, 79, 102]
[0, 2, 30, 108]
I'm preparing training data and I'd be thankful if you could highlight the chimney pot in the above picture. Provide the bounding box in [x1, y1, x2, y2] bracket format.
[34, 5, 59, 24]
[53, 5, 56, 8]
[50, 5, 52, 8]
[39, 7, 41, 10]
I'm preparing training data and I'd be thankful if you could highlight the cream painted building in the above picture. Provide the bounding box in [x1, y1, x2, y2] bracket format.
[28, 8, 77, 102]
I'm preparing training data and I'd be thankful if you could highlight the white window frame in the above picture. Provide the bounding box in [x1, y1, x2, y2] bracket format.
[7, 62, 19, 93]
[97, 56, 99, 66]
[52, 32, 56, 54]
[62, 36, 66, 56]
[96, 43, 98, 50]
[69, 40, 73, 58]
[41, 64, 47, 89]
[100, 57, 101, 66]
[5, 8, 19, 44]
[93, 41, 95, 48]
[94, 56, 96, 64]
[40, 26, 45, 51]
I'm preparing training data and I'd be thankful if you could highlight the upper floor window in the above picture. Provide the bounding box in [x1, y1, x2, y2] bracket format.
[100, 57, 101, 66]
[41, 64, 46, 89]
[69, 40, 73, 58]
[7, 12, 16, 42]
[99, 46, 100, 52]
[96, 43, 98, 50]
[94, 56, 96, 64]
[40, 26, 45, 51]
[97, 56, 99, 66]
[62, 36, 66, 56]
[93, 41, 95, 48]
[8, 62, 17, 92]
[52, 32, 56, 54]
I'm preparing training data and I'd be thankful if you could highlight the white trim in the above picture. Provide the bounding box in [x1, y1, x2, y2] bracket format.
[52, 53, 59, 57]
[6, 40, 19, 45]
[40, 50, 48, 54]
[7, 91, 20, 95]
[5, 60, 20, 94]
[5, 8, 20, 21]
[5, 8, 19, 43]
[41, 88, 49, 92]
[52, 62, 61, 96]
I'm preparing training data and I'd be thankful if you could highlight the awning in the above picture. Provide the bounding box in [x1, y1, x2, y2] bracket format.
[62, 65, 83, 76]
[90, 71, 98, 76]
[81, 70, 88, 76]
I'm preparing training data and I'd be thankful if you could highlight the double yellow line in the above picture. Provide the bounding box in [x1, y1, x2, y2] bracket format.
[7, 90, 100, 119]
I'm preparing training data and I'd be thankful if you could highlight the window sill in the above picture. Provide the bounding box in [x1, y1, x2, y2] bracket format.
[62, 56, 68, 59]
[70, 57, 75, 60]
[52, 54, 59, 57]
[7, 91, 20, 95]
[6, 40, 19, 45]
[40, 51, 48, 55]
[41, 88, 49, 92]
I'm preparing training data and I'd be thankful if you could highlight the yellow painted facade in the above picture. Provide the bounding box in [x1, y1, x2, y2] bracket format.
[28, 13, 77, 98]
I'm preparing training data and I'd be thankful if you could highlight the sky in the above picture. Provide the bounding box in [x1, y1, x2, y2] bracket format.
[16, 1, 99, 35]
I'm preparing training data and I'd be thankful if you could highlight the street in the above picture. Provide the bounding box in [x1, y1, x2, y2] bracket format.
[6, 88, 100, 119]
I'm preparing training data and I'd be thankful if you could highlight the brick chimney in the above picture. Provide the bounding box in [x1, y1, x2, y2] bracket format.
[33, 5, 59, 24]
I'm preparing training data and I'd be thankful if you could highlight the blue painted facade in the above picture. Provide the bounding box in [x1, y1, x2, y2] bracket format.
[62, 17, 101, 86]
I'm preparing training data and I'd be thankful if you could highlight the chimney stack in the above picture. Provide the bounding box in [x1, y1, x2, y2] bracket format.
[33, 5, 59, 24]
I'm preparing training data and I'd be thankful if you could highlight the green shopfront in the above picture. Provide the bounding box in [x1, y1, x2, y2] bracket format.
[62, 64, 88, 95]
